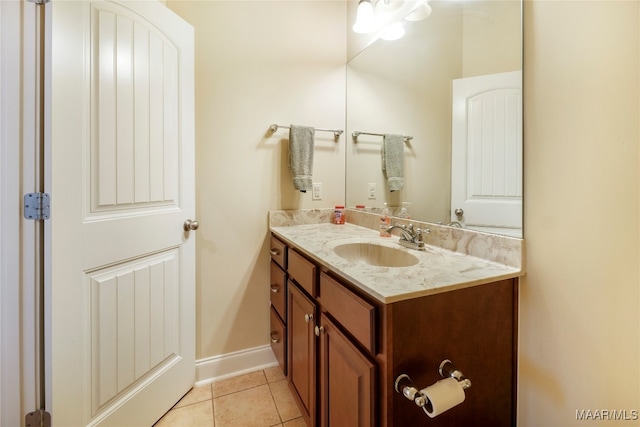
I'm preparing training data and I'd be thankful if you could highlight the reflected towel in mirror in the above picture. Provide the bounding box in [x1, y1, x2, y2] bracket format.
[382, 134, 404, 191]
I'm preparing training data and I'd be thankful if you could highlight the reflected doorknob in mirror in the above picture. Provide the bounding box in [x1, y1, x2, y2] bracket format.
[183, 219, 199, 231]
[454, 209, 464, 218]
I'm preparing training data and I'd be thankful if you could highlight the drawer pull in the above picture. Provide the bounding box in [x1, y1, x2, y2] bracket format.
[304, 313, 314, 323]
[270, 249, 280, 256]
[270, 332, 280, 343]
[270, 285, 280, 293]
[314, 325, 325, 336]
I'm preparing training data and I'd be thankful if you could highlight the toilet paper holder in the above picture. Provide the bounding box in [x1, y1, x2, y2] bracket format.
[394, 359, 471, 410]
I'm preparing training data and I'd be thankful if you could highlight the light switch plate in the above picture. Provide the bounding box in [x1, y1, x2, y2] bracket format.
[368, 183, 377, 199]
[312, 183, 322, 200]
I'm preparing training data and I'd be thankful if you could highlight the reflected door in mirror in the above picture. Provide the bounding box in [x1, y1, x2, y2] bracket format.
[451, 71, 522, 237]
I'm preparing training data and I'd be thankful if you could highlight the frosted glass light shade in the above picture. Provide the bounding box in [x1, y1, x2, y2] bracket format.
[353, 0, 376, 34]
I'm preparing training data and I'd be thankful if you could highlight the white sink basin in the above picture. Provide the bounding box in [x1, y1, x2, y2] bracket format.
[333, 242, 419, 267]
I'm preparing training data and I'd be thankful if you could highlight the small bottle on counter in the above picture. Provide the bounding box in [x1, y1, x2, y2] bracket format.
[334, 205, 346, 224]
[379, 203, 391, 237]
[399, 202, 411, 219]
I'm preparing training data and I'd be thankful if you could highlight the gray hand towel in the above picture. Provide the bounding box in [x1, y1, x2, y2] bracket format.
[289, 125, 315, 192]
[382, 134, 404, 192]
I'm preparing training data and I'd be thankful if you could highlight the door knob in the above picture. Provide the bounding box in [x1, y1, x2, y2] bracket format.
[183, 219, 199, 231]
[454, 208, 464, 218]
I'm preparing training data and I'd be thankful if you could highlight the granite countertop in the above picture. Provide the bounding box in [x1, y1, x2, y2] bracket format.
[270, 222, 523, 304]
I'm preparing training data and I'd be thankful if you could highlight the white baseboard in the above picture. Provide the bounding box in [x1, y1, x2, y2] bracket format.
[195, 345, 278, 385]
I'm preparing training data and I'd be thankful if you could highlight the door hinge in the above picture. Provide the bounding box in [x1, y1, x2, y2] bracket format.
[25, 410, 51, 427]
[24, 193, 51, 220]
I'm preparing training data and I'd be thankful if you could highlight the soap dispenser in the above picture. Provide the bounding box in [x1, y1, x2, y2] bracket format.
[399, 202, 411, 219]
[380, 203, 391, 237]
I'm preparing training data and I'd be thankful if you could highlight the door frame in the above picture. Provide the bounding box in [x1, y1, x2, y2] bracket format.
[0, 0, 43, 424]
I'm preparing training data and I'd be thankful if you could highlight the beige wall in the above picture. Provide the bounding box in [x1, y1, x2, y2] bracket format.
[462, 0, 521, 77]
[520, 1, 639, 425]
[166, 0, 346, 358]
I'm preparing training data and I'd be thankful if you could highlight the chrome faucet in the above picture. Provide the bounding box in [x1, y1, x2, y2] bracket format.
[385, 223, 429, 251]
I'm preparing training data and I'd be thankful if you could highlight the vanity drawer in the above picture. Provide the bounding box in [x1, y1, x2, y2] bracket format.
[270, 306, 287, 375]
[270, 235, 287, 270]
[288, 249, 317, 297]
[319, 272, 376, 354]
[270, 261, 286, 321]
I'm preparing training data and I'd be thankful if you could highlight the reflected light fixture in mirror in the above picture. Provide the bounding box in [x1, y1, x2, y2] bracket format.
[352, 0, 432, 40]
[353, 0, 376, 33]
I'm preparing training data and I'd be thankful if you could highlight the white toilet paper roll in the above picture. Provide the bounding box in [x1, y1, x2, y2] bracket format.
[421, 377, 466, 418]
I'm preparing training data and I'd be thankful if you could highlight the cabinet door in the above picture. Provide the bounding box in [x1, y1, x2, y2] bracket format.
[318, 314, 376, 427]
[288, 281, 317, 426]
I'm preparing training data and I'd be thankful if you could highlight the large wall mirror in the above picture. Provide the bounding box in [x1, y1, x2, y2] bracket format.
[346, 0, 523, 237]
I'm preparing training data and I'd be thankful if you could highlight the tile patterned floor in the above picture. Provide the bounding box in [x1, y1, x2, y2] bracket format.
[154, 367, 305, 427]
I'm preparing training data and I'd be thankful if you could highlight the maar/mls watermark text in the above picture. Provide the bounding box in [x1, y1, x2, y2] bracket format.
[576, 409, 639, 421]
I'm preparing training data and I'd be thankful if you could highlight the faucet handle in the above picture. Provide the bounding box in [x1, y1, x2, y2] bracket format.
[415, 227, 430, 239]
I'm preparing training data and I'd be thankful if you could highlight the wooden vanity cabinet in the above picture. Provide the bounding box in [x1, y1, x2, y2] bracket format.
[270, 235, 287, 269]
[288, 272, 318, 425]
[270, 233, 517, 427]
[317, 313, 376, 427]
[269, 236, 288, 374]
[286, 247, 319, 425]
[382, 278, 518, 427]
[317, 272, 377, 427]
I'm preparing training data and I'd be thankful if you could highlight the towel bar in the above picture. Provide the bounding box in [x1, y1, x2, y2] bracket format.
[352, 131, 413, 144]
[269, 124, 343, 140]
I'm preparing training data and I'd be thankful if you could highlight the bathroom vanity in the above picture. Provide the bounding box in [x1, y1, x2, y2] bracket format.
[268, 210, 524, 427]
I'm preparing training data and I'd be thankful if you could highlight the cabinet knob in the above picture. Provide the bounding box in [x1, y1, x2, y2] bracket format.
[270, 285, 280, 293]
[304, 313, 313, 323]
[314, 325, 325, 336]
[270, 332, 280, 343]
[270, 249, 280, 256]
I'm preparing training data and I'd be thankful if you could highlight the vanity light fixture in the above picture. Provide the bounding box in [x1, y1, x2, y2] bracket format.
[353, 0, 376, 34]
[352, 0, 431, 39]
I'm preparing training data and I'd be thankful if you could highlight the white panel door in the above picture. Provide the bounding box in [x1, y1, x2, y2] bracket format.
[451, 71, 522, 235]
[49, 1, 195, 425]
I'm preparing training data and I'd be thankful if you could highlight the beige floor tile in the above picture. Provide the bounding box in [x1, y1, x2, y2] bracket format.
[214, 384, 281, 427]
[212, 370, 267, 397]
[264, 366, 285, 383]
[175, 384, 213, 408]
[154, 400, 214, 427]
[268, 379, 301, 422]
[283, 417, 307, 427]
